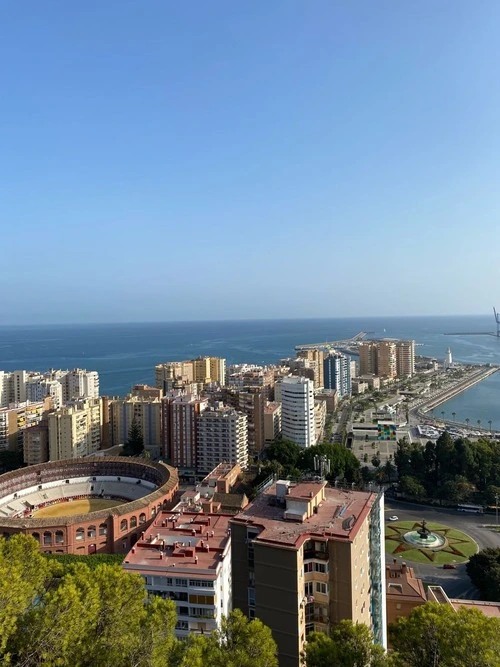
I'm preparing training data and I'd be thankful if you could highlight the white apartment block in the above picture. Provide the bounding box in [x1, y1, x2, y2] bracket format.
[196, 405, 248, 474]
[26, 379, 63, 408]
[0, 368, 99, 409]
[48, 398, 102, 460]
[280, 376, 316, 448]
[63, 369, 99, 401]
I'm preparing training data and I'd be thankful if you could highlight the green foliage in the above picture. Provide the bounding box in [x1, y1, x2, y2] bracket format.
[466, 548, 500, 601]
[297, 443, 361, 484]
[0, 450, 24, 473]
[390, 602, 500, 667]
[123, 418, 145, 456]
[43, 552, 124, 571]
[305, 620, 387, 666]
[0, 535, 278, 667]
[394, 433, 500, 504]
[264, 439, 302, 468]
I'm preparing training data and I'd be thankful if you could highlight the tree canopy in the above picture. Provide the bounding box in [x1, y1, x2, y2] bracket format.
[389, 601, 500, 667]
[466, 548, 500, 602]
[305, 621, 387, 667]
[394, 433, 500, 505]
[123, 418, 145, 456]
[0, 534, 277, 667]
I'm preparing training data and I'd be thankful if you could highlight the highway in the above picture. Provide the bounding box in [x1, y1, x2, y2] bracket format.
[384, 499, 500, 599]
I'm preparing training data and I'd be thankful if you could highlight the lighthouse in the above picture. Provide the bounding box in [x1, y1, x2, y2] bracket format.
[444, 347, 453, 370]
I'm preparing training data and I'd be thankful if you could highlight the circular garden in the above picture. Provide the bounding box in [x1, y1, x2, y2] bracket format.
[385, 521, 477, 565]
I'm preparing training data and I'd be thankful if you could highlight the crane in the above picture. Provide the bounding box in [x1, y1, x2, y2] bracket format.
[494, 307, 500, 337]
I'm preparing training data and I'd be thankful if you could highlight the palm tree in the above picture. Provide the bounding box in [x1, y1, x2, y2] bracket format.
[477, 419, 481, 429]
[488, 420, 493, 432]
[452, 412, 456, 422]
[465, 418, 470, 429]
[441, 411, 445, 422]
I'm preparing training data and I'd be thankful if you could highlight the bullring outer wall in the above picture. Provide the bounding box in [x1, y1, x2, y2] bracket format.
[0, 457, 179, 555]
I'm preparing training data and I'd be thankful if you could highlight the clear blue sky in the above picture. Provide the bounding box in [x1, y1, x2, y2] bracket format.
[2, 1, 500, 323]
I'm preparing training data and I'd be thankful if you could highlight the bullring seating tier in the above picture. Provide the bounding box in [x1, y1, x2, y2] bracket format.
[0, 476, 158, 518]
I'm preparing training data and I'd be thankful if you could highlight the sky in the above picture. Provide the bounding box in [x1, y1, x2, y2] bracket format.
[2, 1, 500, 324]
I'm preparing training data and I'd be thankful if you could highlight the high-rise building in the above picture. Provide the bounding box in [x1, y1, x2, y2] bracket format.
[162, 394, 208, 469]
[196, 405, 248, 474]
[263, 402, 281, 444]
[0, 398, 52, 452]
[296, 350, 324, 389]
[359, 343, 378, 376]
[359, 341, 400, 378]
[26, 379, 63, 408]
[323, 352, 351, 397]
[63, 369, 99, 402]
[110, 396, 162, 454]
[155, 357, 225, 393]
[231, 481, 387, 667]
[48, 398, 102, 460]
[280, 377, 316, 448]
[395, 341, 415, 377]
[23, 423, 49, 465]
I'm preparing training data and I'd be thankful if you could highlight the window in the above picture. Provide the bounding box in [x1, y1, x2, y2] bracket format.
[43, 532, 52, 546]
[130, 516, 137, 529]
[87, 525, 96, 538]
[31, 532, 40, 542]
[175, 621, 189, 630]
[249, 608, 255, 619]
[304, 562, 313, 573]
[189, 594, 215, 605]
[189, 579, 213, 588]
[176, 578, 188, 587]
[304, 582, 313, 597]
[55, 531, 64, 545]
[178, 607, 189, 616]
[248, 589, 256, 606]
[139, 513, 146, 524]
[76, 528, 85, 541]
[120, 519, 128, 532]
[99, 523, 107, 536]
[315, 582, 328, 595]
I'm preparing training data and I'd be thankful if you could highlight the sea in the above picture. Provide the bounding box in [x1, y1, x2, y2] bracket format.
[0, 315, 499, 428]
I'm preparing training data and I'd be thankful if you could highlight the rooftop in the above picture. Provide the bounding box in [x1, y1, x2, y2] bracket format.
[386, 561, 426, 602]
[123, 511, 232, 579]
[450, 599, 500, 618]
[231, 481, 376, 549]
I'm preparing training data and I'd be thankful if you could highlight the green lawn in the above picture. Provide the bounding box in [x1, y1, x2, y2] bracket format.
[384, 521, 477, 565]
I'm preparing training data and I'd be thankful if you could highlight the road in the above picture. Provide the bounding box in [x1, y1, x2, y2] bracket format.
[384, 499, 500, 600]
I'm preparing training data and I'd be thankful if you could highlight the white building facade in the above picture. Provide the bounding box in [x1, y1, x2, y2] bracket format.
[196, 406, 248, 473]
[280, 376, 316, 448]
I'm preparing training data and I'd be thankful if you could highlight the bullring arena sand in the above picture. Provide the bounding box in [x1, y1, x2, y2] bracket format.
[32, 499, 124, 518]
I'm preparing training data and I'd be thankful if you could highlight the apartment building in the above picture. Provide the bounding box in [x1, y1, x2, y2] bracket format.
[155, 357, 225, 393]
[196, 405, 248, 474]
[226, 365, 275, 398]
[110, 395, 162, 454]
[313, 400, 327, 443]
[48, 398, 102, 460]
[231, 480, 386, 667]
[162, 394, 208, 469]
[131, 384, 163, 400]
[0, 398, 52, 452]
[123, 509, 232, 639]
[359, 341, 415, 379]
[280, 377, 316, 448]
[223, 387, 266, 457]
[23, 423, 50, 465]
[296, 350, 324, 389]
[323, 352, 351, 397]
[263, 402, 281, 444]
[26, 379, 63, 408]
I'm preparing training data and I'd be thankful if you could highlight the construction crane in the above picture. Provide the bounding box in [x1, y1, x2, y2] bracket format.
[494, 307, 500, 337]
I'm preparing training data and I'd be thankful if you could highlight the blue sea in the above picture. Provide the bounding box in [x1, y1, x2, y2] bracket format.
[0, 315, 499, 427]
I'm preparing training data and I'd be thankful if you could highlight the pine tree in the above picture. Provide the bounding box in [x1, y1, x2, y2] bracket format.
[123, 419, 144, 457]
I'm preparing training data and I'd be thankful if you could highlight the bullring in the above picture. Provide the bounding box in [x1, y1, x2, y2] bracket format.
[0, 457, 178, 554]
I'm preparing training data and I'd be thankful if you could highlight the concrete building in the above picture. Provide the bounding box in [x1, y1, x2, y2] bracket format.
[62, 369, 99, 402]
[226, 366, 275, 398]
[263, 402, 282, 444]
[23, 423, 50, 465]
[323, 352, 351, 397]
[26, 379, 63, 409]
[386, 560, 427, 627]
[280, 377, 316, 448]
[0, 399, 52, 453]
[296, 350, 324, 389]
[162, 394, 208, 470]
[110, 396, 162, 456]
[196, 405, 248, 474]
[395, 341, 415, 377]
[313, 400, 327, 443]
[48, 398, 102, 460]
[155, 357, 225, 393]
[131, 384, 163, 400]
[123, 509, 232, 639]
[231, 481, 386, 667]
[10, 371, 28, 404]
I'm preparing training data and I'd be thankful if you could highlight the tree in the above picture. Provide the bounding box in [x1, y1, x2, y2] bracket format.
[466, 548, 500, 601]
[390, 602, 500, 667]
[297, 443, 360, 484]
[399, 475, 426, 499]
[123, 418, 144, 456]
[264, 439, 301, 468]
[181, 609, 278, 667]
[305, 620, 387, 667]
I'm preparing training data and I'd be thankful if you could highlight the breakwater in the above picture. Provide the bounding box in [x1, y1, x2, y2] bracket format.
[414, 366, 499, 430]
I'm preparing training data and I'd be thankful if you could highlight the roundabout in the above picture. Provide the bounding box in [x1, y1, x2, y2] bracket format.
[385, 520, 477, 565]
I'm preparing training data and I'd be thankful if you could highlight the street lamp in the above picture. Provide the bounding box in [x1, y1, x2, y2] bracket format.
[496, 494, 499, 528]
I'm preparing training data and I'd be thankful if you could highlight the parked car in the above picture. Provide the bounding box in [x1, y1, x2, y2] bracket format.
[389, 515, 399, 521]
[443, 564, 457, 570]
